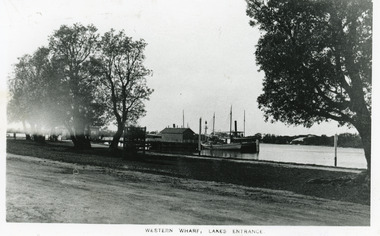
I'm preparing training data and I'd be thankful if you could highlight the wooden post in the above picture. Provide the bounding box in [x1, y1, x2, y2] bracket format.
[334, 134, 338, 167]
[198, 117, 202, 156]
[256, 139, 260, 153]
[143, 126, 146, 155]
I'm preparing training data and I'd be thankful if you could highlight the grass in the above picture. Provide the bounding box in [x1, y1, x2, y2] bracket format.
[6, 139, 370, 205]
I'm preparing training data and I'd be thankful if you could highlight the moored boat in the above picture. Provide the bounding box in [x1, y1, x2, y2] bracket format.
[200, 107, 258, 153]
[201, 141, 242, 150]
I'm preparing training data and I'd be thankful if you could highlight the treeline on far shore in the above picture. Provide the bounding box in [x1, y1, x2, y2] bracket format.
[249, 133, 363, 148]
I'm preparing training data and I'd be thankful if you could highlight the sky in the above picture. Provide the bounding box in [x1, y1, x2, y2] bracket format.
[0, 0, 373, 136]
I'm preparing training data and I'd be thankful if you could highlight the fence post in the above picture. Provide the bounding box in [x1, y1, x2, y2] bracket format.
[123, 128, 126, 158]
[334, 134, 338, 167]
[256, 139, 260, 153]
[143, 127, 146, 155]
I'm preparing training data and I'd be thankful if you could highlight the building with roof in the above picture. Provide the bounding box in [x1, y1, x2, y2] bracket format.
[160, 127, 196, 143]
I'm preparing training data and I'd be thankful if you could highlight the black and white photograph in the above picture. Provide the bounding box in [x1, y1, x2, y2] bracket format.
[0, 0, 378, 235]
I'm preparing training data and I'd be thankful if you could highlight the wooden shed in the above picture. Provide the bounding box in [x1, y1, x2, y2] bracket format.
[160, 128, 195, 143]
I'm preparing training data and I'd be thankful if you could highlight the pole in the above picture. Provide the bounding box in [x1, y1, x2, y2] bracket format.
[244, 110, 246, 137]
[229, 106, 232, 139]
[143, 127, 146, 155]
[212, 112, 215, 136]
[234, 120, 237, 136]
[198, 117, 202, 156]
[334, 134, 338, 167]
[256, 139, 260, 153]
[183, 110, 185, 128]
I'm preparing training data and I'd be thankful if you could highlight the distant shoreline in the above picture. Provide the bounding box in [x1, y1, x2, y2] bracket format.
[260, 142, 364, 149]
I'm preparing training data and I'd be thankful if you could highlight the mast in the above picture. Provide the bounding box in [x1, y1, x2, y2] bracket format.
[212, 112, 215, 136]
[244, 110, 246, 137]
[229, 105, 232, 139]
[198, 117, 202, 155]
[182, 110, 185, 128]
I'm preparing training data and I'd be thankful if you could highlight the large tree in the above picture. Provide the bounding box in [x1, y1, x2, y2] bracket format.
[91, 29, 153, 150]
[48, 23, 106, 149]
[246, 0, 372, 173]
[8, 47, 63, 138]
[8, 54, 35, 136]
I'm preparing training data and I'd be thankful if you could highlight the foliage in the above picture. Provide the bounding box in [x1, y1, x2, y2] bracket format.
[7, 47, 63, 135]
[8, 24, 153, 150]
[48, 24, 106, 135]
[246, 0, 372, 171]
[91, 29, 153, 149]
[338, 133, 362, 148]
[259, 133, 362, 148]
[261, 134, 293, 144]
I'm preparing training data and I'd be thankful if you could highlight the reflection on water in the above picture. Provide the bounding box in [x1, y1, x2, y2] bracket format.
[199, 143, 366, 169]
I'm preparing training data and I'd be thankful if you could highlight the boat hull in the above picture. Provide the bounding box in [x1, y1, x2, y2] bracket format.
[202, 141, 257, 153]
[201, 143, 242, 150]
[240, 142, 257, 153]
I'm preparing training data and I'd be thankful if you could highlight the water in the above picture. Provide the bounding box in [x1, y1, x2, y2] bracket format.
[8, 133, 366, 169]
[200, 143, 366, 169]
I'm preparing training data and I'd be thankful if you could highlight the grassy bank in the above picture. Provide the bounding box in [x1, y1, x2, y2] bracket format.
[6, 139, 370, 205]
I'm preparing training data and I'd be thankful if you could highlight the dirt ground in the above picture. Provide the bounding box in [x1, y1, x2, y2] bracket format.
[6, 153, 369, 225]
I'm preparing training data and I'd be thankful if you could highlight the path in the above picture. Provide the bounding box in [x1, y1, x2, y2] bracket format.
[6, 153, 369, 225]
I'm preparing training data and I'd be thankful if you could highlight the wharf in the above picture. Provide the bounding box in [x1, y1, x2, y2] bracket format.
[144, 151, 363, 174]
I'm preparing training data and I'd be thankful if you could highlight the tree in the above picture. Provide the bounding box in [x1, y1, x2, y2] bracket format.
[91, 29, 153, 150]
[8, 47, 63, 140]
[253, 133, 262, 140]
[48, 23, 106, 149]
[246, 0, 372, 173]
[8, 54, 34, 138]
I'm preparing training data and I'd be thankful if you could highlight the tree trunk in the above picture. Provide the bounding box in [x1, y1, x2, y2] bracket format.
[69, 124, 91, 149]
[33, 134, 46, 143]
[71, 134, 91, 150]
[70, 115, 92, 149]
[22, 120, 32, 140]
[109, 126, 123, 150]
[353, 116, 371, 178]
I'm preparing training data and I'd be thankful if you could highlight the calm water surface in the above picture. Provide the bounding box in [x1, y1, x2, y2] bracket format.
[200, 143, 366, 169]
